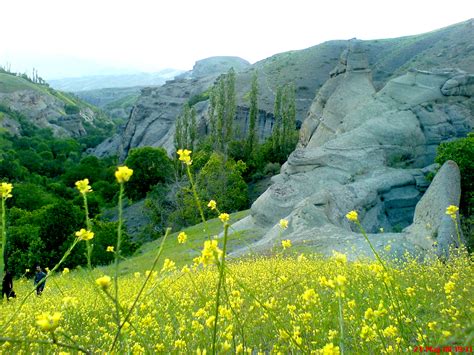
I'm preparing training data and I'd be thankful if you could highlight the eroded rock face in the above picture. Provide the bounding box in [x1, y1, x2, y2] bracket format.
[231, 41, 472, 259]
[0, 90, 93, 137]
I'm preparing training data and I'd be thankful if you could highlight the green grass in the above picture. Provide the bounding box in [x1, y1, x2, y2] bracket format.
[117, 210, 252, 273]
[0, 73, 52, 95]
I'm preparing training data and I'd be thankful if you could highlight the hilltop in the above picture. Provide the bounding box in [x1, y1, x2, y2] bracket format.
[0, 71, 113, 138]
[93, 19, 474, 158]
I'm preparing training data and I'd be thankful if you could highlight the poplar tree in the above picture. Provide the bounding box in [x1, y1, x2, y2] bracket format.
[245, 72, 259, 158]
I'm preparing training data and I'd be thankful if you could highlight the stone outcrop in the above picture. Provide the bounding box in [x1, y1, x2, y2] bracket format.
[0, 83, 105, 137]
[230, 40, 472, 259]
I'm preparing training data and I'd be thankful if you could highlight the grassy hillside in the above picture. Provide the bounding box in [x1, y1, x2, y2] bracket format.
[117, 210, 251, 273]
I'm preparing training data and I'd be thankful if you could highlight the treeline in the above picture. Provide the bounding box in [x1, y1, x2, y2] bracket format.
[168, 69, 299, 226]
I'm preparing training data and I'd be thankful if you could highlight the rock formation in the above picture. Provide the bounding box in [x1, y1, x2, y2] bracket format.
[230, 40, 473, 259]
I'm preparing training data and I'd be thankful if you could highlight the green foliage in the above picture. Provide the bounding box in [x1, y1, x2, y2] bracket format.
[187, 91, 210, 107]
[173, 153, 248, 225]
[9, 183, 58, 211]
[124, 147, 174, 200]
[64, 104, 80, 115]
[208, 68, 236, 156]
[435, 133, 474, 248]
[89, 220, 137, 266]
[245, 72, 259, 159]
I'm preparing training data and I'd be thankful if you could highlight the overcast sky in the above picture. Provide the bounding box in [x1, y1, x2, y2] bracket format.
[1, 0, 473, 79]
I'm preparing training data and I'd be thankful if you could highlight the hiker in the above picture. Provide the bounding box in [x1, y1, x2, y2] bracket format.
[2, 270, 14, 300]
[34, 266, 47, 296]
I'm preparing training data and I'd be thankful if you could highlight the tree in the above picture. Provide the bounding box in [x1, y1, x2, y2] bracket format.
[124, 147, 174, 200]
[245, 72, 259, 159]
[175, 104, 198, 152]
[208, 68, 237, 156]
[270, 83, 298, 163]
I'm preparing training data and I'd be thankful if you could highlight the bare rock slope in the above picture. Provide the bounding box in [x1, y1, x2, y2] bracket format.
[230, 40, 473, 259]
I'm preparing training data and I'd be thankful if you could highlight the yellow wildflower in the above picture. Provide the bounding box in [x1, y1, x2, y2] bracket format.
[332, 251, 347, 264]
[279, 219, 289, 229]
[219, 213, 230, 223]
[75, 179, 92, 195]
[62, 268, 70, 275]
[205, 315, 216, 328]
[75, 228, 94, 241]
[302, 288, 318, 303]
[0, 182, 13, 199]
[106, 246, 114, 252]
[345, 210, 358, 222]
[382, 325, 397, 338]
[115, 166, 133, 183]
[200, 240, 223, 266]
[96, 275, 112, 289]
[161, 258, 176, 272]
[444, 281, 455, 294]
[221, 341, 231, 351]
[281, 239, 292, 250]
[427, 321, 437, 331]
[445, 205, 459, 218]
[177, 232, 187, 244]
[36, 312, 61, 332]
[442, 330, 451, 338]
[406, 286, 415, 297]
[174, 339, 186, 349]
[319, 342, 340, 355]
[207, 200, 217, 210]
[177, 149, 192, 165]
[134, 272, 141, 278]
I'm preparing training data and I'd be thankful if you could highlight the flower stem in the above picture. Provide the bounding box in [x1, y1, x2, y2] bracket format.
[82, 194, 92, 270]
[211, 223, 230, 355]
[0, 198, 6, 278]
[114, 183, 124, 327]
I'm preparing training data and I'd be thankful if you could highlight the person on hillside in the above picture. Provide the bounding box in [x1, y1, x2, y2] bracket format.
[2, 270, 14, 300]
[34, 266, 46, 296]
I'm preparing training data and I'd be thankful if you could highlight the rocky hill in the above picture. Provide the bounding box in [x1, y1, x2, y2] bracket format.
[93, 19, 474, 160]
[231, 40, 473, 259]
[0, 72, 112, 137]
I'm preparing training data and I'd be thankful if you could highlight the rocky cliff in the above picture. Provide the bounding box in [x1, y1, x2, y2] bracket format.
[0, 73, 111, 137]
[230, 40, 473, 259]
[94, 19, 474, 160]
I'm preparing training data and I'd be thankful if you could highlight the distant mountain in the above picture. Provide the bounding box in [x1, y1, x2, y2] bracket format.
[48, 69, 185, 92]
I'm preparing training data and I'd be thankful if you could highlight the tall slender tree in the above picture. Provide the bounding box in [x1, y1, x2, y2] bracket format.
[245, 72, 259, 158]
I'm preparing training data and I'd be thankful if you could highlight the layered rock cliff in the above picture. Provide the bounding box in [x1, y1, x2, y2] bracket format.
[230, 40, 473, 259]
[94, 20, 474, 161]
[0, 73, 110, 137]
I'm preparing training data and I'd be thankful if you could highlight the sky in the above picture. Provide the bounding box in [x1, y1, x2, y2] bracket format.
[1, 0, 473, 79]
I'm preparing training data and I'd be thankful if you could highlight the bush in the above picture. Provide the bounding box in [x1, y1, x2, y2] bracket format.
[64, 104, 80, 115]
[435, 133, 474, 248]
[124, 147, 174, 200]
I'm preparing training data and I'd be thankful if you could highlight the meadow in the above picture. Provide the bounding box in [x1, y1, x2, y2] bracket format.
[0, 152, 473, 354]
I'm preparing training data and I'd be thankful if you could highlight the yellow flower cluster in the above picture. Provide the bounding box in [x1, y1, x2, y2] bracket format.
[445, 205, 459, 219]
[36, 312, 61, 332]
[106, 246, 114, 252]
[177, 149, 192, 165]
[0, 182, 13, 199]
[199, 240, 223, 266]
[281, 239, 292, 249]
[75, 179, 92, 194]
[177, 232, 187, 244]
[75, 228, 94, 241]
[96, 275, 112, 289]
[279, 219, 289, 229]
[207, 200, 217, 210]
[345, 210, 358, 222]
[115, 166, 133, 183]
[218, 213, 230, 223]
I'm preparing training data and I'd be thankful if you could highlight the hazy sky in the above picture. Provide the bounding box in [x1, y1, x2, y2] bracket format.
[1, 0, 473, 79]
